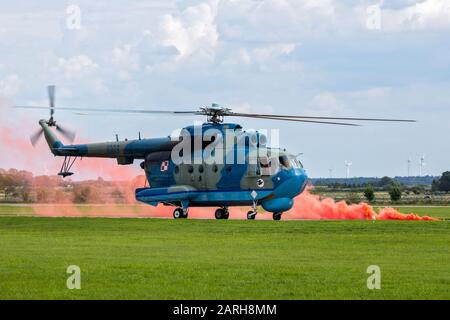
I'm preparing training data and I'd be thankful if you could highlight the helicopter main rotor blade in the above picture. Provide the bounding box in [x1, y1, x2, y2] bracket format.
[14, 105, 199, 115]
[14, 103, 416, 124]
[56, 124, 76, 143]
[230, 112, 415, 123]
[30, 128, 44, 146]
[236, 115, 360, 126]
[48, 85, 55, 117]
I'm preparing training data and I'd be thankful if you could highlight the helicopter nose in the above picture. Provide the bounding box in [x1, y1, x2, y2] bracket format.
[274, 169, 308, 199]
[295, 168, 308, 194]
[290, 168, 308, 196]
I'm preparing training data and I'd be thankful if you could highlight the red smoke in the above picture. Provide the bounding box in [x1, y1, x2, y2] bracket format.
[287, 190, 439, 221]
[28, 188, 439, 221]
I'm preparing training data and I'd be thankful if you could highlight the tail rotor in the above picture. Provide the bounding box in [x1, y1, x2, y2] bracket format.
[27, 85, 76, 146]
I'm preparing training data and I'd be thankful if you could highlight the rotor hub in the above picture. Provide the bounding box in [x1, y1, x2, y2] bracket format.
[200, 105, 233, 124]
[47, 117, 56, 127]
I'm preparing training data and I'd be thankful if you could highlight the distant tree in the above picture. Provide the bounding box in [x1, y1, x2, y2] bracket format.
[346, 192, 360, 205]
[54, 189, 67, 203]
[36, 188, 50, 203]
[363, 186, 375, 202]
[20, 186, 32, 203]
[435, 171, 450, 192]
[111, 188, 125, 204]
[73, 186, 91, 204]
[431, 179, 439, 192]
[379, 176, 393, 188]
[4, 186, 16, 200]
[389, 184, 402, 202]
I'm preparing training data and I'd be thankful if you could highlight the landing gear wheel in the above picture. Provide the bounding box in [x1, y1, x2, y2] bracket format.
[215, 208, 229, 220]
[182, 210, 189, 219]
[247, 211, 256, 220]
[173, 208, 184, 219]
[273, 212, 282, 220]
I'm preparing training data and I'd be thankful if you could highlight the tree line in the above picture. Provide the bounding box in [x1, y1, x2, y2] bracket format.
[0, 168, 145, 204]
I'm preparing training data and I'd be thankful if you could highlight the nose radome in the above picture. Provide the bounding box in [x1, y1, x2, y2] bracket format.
[273, 172, 305, 199]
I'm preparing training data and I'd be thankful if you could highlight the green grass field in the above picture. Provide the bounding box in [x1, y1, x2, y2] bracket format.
[0, 216, 449, 299]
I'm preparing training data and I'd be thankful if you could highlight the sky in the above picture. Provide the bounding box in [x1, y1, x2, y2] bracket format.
[0, 0, 449, 179]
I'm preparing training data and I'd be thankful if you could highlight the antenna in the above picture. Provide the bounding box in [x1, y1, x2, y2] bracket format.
[345, 160, 352, 179]
[419, 155, 426, 176]
[329, 168, 333, 179]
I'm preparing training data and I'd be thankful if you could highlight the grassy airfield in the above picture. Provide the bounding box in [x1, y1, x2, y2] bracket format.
[0, 216, 448, 299]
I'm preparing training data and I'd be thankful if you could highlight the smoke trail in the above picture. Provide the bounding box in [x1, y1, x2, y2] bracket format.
[287, 189, 439, 221]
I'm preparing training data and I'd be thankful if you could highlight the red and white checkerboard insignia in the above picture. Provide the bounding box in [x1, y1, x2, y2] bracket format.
[160, 160, 169, 172]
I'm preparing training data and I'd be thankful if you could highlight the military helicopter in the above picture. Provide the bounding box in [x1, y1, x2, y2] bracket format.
[15, 86, 415, 220]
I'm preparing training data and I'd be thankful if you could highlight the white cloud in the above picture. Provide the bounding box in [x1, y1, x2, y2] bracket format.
[223, 42, 296, 70]
[111, 45, 140, 80]
[230, 102, 274, 114]
[389, 0, 450, 30]
[306, 92, 345, 116]
[56, 55, 99, 80]
[218, 0, 340, 41]
[0, 74, 20, 97]
[157, 1, 219, 62]
[251, 43, 296, 63]
[347, 87, 392, 99]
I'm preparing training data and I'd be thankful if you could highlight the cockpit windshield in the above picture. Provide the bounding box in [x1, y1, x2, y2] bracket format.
[290, 158, 303, 168]
[279, 155, 303, 169]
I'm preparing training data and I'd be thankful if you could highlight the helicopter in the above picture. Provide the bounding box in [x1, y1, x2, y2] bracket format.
[15, 86, 415, 220]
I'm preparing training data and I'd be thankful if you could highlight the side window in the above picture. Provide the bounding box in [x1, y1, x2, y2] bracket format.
[259, 156, 271, 176]
[279, 155, 291, 169]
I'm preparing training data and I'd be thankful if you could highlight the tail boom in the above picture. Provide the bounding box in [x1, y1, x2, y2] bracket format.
[39, 120, 176, 163]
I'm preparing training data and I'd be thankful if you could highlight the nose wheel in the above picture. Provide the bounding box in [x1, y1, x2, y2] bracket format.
[247, 211, 256, 220]
[173, 207, 188, 219]
[215, 207, 229, 220]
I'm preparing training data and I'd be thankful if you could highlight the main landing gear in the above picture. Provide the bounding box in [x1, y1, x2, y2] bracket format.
[247, 200, 257, 220]
[173, 207, 188, 219]
[273, 212, 283, 220]
[215, 207, 229, 220]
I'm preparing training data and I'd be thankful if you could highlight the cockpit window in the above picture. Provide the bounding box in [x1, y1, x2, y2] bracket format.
[260, 156, 271, 168]
[279, 155, 291, 169]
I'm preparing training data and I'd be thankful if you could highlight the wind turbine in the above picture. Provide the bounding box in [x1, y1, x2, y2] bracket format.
[407, 158, 411, 177]
[419, 155, 426, 176]
[345, 160, 352, 179]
